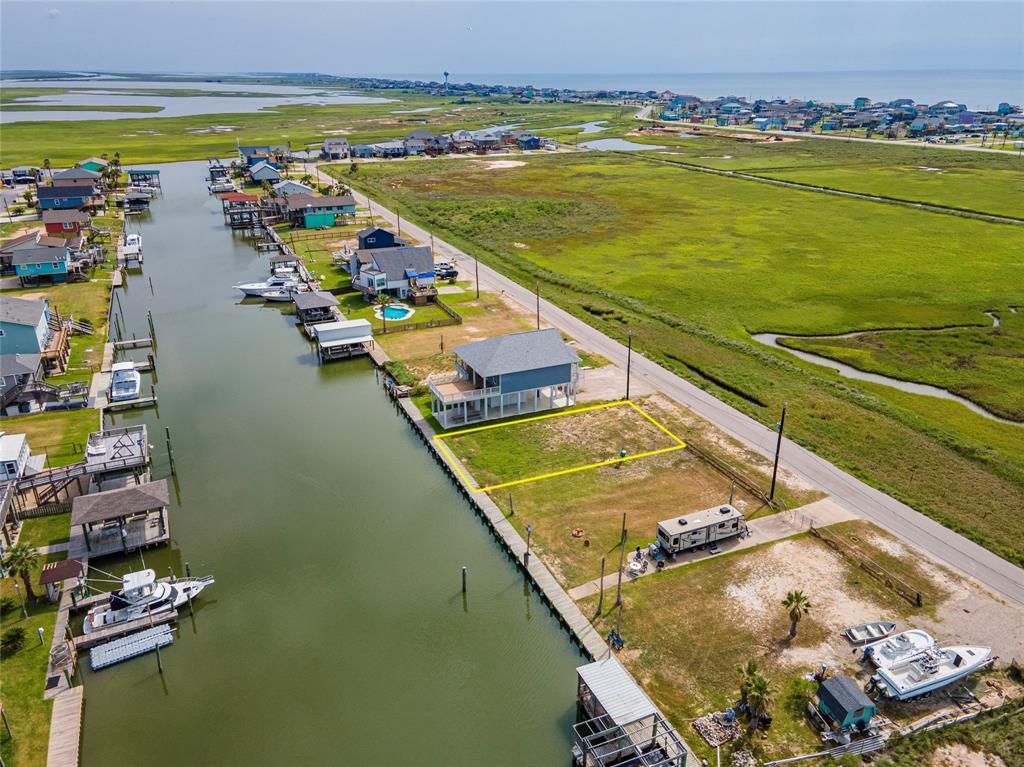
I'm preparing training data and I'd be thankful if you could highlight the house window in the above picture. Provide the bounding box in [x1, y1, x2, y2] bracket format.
[63, 222, 74, 230]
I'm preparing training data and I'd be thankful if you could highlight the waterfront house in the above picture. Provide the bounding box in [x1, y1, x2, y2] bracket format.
[351, 245, 435, 301]
[322, 138, 350, 160]
[284, 194, 356, 228]
[404, 138, 427, 156]
[357, 225, 405, 251]
[2, 232, 73, 284]
[294, 290, 340, 326]
[79, 157, 109, 173]
[0, 296, 51, 355]
[0, 432, 45, 483]
[350, 144, 375, 159]
[373, 141, 407, 158]
[272, 179, 314, 197]
[249, 162, 282, 183]
[428, 328, 580, 428]
[813, 675, 877, 733]
[52, 167, 102, 188]
[36, 185, 97, 211]
[42, 209, 90, 234]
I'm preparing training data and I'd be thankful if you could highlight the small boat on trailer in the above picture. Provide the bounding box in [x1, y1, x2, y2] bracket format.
[844, 621, 896, 645]
[869, 645, 993, 701]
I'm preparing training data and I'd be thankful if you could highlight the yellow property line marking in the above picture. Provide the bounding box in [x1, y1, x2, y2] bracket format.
[433, 400, 686, 493]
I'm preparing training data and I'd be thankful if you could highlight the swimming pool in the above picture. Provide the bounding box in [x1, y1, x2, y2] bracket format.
[374, 303, 415, 320]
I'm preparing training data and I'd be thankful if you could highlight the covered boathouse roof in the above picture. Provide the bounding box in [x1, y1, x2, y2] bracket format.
[454, 328, 579, 378]
[71, 479, 169, 526]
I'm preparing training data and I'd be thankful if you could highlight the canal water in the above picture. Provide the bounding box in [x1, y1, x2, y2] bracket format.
[79, 161, 583, 765]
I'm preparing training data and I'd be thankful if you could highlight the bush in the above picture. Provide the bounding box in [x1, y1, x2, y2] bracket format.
[0, 596, 15, 614]
[1, 627, 26, 657]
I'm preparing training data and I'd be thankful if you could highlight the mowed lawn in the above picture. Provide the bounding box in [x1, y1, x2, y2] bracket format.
[338, 152, 1024, 565]
[0, 409, 99, 467]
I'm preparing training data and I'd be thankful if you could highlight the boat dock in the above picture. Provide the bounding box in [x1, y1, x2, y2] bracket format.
[89, 625, 175, 670]
[45, 686, 84, 767]
[74, 609, 178, 650]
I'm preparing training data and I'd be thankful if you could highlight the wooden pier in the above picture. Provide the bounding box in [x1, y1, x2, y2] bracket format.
[90, 625, 175, 670]
[45, 686, 84, 767]
[105, 395, 158, 412]
[113, 337, 153, 350]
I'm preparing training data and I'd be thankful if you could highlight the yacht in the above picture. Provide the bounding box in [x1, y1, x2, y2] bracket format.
[83, 569, 215, 635]
[263, 284, 308, 302]
[862, 629, 935, 669]
[123, 233, 143, 256]
[234, 274, 301, 297]
[109, 361, 141, 402]
[869, 645, 992, 700]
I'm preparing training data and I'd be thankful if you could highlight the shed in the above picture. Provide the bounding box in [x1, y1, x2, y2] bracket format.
[39, 557, 85, 603]
[817, 675, 876, 730]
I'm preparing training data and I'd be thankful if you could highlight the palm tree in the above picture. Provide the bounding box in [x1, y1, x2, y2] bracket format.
[2, 543, 40, 600]
[374, 292, 392, 332]
[736, 659, 759, 705]
[745, 673, 775, 727]
[300, 174, 313, 187]
[782, 590, 812, 638]
[43, 158, 52, 180]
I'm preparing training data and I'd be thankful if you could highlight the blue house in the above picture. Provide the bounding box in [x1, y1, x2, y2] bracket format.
[10, 236, 72, 284]
[0, 296, 52, 355]
[249, 162, 281, 183]
[357, 226, 404, 250]
[36, 185, 95, 211]
[429, 328, 580, 428]
[518, 135, 541, 150]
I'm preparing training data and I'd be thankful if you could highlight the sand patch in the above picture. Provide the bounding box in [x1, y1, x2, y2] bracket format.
[930, 744, 1006, 767]
[477, 160, 526, 170]
[918, 166, 943, 172]
[512, 242, 529, 249]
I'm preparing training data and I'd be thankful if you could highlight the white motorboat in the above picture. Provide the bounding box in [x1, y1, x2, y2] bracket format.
[234, 274, 301, 297]
[82, 569, 215, 635]
[862, 629, 935, 669]
[844, 620, 897, 645]
[209, 180, 236, 193]
[263, 284, 308, 302]
[123, 233, 143, 256]
[870, 645, 992, 700]
[109, 361, 141, 402]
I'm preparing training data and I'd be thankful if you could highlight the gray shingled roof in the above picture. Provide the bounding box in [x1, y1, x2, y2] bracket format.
[0, 353, 42, 377]
[293, 290, 339, 311]
[1, 296, 48, 326]
[284, 193, 355, 211]
[71, 479, 170, 526]
[454, 329, 579, 378]
[54, 167, 101, 181]
[365, 246, 433, 282]
[818, 675, 873, 718]
[42, 209, 90, 224]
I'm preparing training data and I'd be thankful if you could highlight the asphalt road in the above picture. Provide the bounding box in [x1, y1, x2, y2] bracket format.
[310, 165, 1024, 607]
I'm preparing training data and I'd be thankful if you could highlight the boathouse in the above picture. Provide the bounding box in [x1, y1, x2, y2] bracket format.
[294, 290, 340, 326]
[127, 169, 161, 188]
[428, 328, 580, 428]
[313, 319, 373, 361]
[70, 478, 170, 559]
[573, 657, 689, 767]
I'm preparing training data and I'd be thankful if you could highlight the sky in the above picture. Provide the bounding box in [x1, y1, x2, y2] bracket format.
[1, 1, 1021, 76]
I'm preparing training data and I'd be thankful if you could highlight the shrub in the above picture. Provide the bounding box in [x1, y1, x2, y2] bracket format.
[1, 627, 26, 657]
[0, 596, 15, 614]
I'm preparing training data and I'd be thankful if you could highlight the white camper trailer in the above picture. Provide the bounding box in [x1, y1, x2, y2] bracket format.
[656, 504, 747, 555]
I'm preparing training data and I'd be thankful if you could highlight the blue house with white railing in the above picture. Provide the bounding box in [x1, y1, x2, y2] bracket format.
[428, 329, 580, 428]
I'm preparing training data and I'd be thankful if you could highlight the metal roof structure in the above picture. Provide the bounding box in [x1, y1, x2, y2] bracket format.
[454, 328, 580, 379]
[819, 675, 874, 718]
[0, 296, 48, 326]
[577, 657, 659, 726]
[293, 290, 339, 311]
[71, 479, 169, 527]
[363, 246, 433, 282]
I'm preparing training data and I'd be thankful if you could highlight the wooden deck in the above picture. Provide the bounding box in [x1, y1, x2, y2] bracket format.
[73, 609, 178, 650]
[45, 686, 84, 767]
[68, 508, 170, 560]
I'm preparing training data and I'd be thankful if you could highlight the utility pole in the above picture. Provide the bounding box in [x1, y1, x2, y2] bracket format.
[475, 256, 480, 299]
[769, 403, 787, 502]
[625, 334, 633, 400]
[535, 283, 540, 329]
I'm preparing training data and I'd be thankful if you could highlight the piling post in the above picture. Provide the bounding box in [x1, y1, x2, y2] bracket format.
[149, 276, 154, 295]
[155, 639, 163, 674]
[185, 561, 191, 578]
[461, 566, 467, 593]
[165, 427, 176, 476]
[507, 492, 514, 517]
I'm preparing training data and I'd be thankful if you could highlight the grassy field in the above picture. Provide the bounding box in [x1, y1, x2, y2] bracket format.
[596, 126, 1024, 218]
[0, 93, 619, 167]
[783, 308, 1024, 422]
[0, 409, 99, 467]
[0, 536, 66, 767]
[333, 151, 1024, 565]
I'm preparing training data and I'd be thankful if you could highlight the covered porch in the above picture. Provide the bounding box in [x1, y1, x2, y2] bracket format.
[428, 373, 577, 429]
[69, 479, 170, 559]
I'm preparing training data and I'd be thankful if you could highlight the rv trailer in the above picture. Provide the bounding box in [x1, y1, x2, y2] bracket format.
[656, 504, 747, 555]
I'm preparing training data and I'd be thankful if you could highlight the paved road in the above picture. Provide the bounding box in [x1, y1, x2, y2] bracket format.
[310, 166, 1024, 607]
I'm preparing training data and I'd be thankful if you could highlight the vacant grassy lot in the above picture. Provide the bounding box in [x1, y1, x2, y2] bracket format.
[617, 127, 1024, 217]
[784, 308, 1024, 422]
[16, 512, 71, 549]
[442, 401, 682, 490]
[0, 409, 98, 467]
[338, 152, 1024, 564]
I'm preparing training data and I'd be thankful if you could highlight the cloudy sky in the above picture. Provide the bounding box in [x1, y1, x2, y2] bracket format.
[2, 1, 1021, 76]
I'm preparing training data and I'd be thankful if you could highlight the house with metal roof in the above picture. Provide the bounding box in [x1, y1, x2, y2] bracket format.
[282, 193, 356, 228]
[573, 656, 690, 767]
[428, 328, 580, 428]
[249, 161, 282, 183]
[36, 184, 99, 211]
[813, 675, 877, 733]
[42, 209, 91, 234]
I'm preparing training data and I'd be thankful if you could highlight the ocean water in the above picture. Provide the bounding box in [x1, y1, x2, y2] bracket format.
[366, 70, 1024, 111]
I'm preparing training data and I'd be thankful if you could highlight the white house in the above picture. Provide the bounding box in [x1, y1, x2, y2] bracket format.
[272, 179, 314, 197]
[0, 431, 44, 482]
[322, 137, 350, 160]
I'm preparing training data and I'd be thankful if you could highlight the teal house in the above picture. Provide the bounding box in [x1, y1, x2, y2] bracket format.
[815, 676, 876, 732]
[284, 194, 356, 229]
[0, 297, 51, 355]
